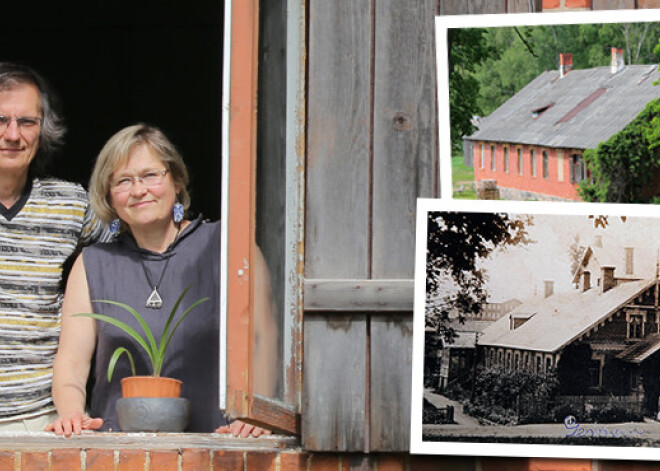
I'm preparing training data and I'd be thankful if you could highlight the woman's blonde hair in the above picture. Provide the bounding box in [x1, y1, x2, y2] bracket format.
[89, 124, 190, 225]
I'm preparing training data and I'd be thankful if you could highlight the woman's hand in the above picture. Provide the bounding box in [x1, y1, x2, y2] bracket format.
[215, 419, 272, 438]
[45, 412, 104, 437]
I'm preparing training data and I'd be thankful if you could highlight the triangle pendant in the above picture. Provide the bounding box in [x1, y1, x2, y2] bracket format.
[146, 288, 163, 309]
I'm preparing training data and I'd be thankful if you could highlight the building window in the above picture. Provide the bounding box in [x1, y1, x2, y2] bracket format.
[530, 149, 537, 177]
[504, 147, 509, 173]
[514, 352, 520, 370]
[570, 153, 585, 183]
[517, 148, 523, 176]
[628, 313, 644, 339]
[545, 356, 552, 372]
[535, 355, 542, 374]
[542, 151, 549, 179]
[625, 247, 634, 275]
[480, 144, 484, 169]
[491, 145, 496, 172]
[588, 360, 601, 388]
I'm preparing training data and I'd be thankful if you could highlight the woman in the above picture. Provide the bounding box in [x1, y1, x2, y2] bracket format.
[47, 124, 268, 437]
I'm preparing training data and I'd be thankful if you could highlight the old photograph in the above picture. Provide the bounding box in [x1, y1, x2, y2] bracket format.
[411, 199, 660, 460]
[437, 9, 660, 203]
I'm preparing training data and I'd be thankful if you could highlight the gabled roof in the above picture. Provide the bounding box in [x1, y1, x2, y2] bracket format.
[466, 65, 660, 150]
[479, 278, 656, 353]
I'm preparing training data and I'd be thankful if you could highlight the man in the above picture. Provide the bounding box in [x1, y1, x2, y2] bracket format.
[0, 62, 108, 431]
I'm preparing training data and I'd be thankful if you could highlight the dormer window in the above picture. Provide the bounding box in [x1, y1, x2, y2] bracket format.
[626, 309, 646, 339]
[532, 103, 554, 119]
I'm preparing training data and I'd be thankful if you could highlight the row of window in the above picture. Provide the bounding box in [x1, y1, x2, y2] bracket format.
[486, 347, 555, 375]
[477, 143, 590, 184]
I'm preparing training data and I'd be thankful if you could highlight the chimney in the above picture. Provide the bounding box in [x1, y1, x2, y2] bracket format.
[611, 47, 624, 74]
[582, 271, 591, 292]
[544, 280, 554, 298]
[593, 235, 603, 248]
[601, 266, 615, 293]
[559, 53, 573, 77]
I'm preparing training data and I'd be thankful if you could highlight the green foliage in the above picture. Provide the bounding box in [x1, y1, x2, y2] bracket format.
[579, 98, 660, 203]
[472, 23, 660, 116]
[75, 285, 209, 380]
[448, 28, 496, 153]
[465, 365, 558, 425]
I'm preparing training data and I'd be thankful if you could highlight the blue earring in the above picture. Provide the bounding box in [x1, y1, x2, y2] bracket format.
[173, 202, 184, 223]
[109, 218, 121, 234]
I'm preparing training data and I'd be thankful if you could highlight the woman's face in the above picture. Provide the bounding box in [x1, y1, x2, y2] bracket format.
[109, 143, 179, 231]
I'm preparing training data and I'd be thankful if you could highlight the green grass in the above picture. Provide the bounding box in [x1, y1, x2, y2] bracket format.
[451, 155, 476, 199]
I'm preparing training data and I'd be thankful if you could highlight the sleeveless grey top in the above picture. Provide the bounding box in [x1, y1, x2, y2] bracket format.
[83, 216, 225, 432]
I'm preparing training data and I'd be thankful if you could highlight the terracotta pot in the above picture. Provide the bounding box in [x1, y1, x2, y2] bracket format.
[120, 376, 182, 398]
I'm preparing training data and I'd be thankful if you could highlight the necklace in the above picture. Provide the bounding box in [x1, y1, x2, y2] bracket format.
[139, 225, 181, 309]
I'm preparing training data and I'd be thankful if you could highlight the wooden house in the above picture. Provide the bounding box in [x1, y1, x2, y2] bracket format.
[479, 239, 660, 412]
[464, 49, 660, 201]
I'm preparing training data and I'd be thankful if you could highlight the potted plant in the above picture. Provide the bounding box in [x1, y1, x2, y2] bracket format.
[76, 285, 208, 431]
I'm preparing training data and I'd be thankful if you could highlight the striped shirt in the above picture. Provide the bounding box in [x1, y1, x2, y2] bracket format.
[0, 178, 107, 420]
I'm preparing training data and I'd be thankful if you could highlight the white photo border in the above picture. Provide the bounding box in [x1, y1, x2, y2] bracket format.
[411, 198, 660, 460]
[436, 8, 660, 200]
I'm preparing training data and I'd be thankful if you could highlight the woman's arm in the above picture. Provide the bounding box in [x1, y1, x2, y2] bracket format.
[46, 254, 103, 436]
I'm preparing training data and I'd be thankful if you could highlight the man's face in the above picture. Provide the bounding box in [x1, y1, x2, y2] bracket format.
[0, 83, 42, 177]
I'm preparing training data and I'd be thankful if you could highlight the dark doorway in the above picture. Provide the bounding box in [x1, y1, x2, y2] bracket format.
[2, 0, 224, 220]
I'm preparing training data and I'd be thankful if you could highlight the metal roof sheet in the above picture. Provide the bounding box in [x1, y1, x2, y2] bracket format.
[466, 65, 660, 150]
[479, 278, 656, 352]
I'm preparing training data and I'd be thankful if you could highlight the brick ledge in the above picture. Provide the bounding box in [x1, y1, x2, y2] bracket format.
[0, 431, 299, 451]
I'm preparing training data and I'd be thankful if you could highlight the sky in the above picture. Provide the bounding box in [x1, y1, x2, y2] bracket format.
[478, 213, 660, 303]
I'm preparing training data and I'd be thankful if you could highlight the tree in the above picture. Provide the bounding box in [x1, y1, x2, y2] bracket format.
[447, 28, 495, 153]
[579, 98, 660, 203]
[425, 211, 530, 339]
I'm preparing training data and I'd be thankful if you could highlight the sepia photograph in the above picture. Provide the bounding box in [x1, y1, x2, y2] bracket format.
[411, 199, 660, 460]
[437, 9, 660, 203]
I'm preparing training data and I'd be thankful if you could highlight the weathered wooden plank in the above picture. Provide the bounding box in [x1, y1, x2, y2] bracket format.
[508, 0, 543, 12]
[306, 0, 372, 279]
[302, 314, 367, 451]
[593, 0, 635, 9]
[372, 0, 438, 279]
[437, 0, 507, 15]
[304, 279, 414, 312]
[369, 315, 413, 451]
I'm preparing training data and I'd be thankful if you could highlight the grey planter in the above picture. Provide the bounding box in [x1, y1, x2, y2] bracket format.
[115, 397, 190, 432]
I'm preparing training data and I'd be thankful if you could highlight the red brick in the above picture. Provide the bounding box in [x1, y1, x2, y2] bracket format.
[212, 450, 244, 470]
[542, 0, 561, 8]
[0, 452, 14, 471]
[308, 453, 340, 471]
[638, 0, 660, 7]
[375, 454, 405, 471]
[565, 0, 592, 7]
[281, 451, 310, 471]
[86, 449, 115, 471]
[246, 451, 277, 471]
[52, 448, 82, 471]
[182, 448, 211, 471]
[599, 460, 660, 471]
[410, 455, 477, 471]
[118, 449, 147, 471]
[529, 458, 592, 471]
[22, 451, 49, 471]
[150, 450, 179, 471]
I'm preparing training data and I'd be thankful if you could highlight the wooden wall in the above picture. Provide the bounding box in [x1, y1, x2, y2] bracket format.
[302, 0, 549, 455]
[304, 0, 437, 452]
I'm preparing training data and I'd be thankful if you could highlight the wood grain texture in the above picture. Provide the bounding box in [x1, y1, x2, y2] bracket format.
[372, 0, 438, 279]
[369, 315, 414, 451]
[303, 314, 367, 451]
[306, 0, 372, 279]
[304, 279, 414, 312]
[437, 0, 507, 14]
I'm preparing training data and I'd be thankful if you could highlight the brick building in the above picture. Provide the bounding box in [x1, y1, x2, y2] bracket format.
[465, 48, 660, 201]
